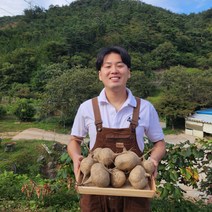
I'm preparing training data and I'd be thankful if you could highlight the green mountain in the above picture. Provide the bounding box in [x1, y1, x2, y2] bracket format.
[0, 0, 211, 92]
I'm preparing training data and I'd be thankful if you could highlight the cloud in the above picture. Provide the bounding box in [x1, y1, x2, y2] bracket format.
[34, 0, 70, 9]
[0, 0, 211, 17]
[142, 0, 212, 14]
[142, 0, 186, 13]
[0, 0, 28, 16]
[0, 0, 74, 17]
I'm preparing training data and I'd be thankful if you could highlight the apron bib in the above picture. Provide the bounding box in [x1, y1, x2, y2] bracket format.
[80, 97, 151, 212]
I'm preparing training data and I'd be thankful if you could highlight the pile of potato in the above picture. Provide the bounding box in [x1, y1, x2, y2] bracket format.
[78, 147, 155, 190]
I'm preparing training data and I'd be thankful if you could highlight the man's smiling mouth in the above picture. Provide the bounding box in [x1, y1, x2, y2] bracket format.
[110, 77, 120, 79]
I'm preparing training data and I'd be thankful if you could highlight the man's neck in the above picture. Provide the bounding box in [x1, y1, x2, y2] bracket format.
[105, 88, 128, 111]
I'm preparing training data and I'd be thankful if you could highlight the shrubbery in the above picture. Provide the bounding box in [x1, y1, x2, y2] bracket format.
[144, 138, 212, 200]
[0, 171, 29, 200]
[0, 105, 6, 118]
[14, 99, 36, 121]
[0, 137, 211, 211]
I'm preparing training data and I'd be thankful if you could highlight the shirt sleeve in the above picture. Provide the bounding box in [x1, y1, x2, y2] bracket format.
[71, 104, 88, 138]
[145, 103, 164, 143]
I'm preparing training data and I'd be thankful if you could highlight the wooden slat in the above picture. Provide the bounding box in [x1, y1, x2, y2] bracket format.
[185, 123, 203, 131]
[77, 177, 156, 198]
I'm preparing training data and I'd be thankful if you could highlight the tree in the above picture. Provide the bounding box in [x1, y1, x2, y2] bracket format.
[23, 6, 46, 22]
[9, 83, 33, 99]
[127, 71, 156, 98]
[191, 68, 212, 107]
[150, 41, 179, 69]
[157, 92, 195, 129]
[31, 63, 69, 93]
[70, 53, 90, 68]
[156, 66, 211, 128]
[0, 48, 37, 94]
[45, 41, 67, 63]
[42, 67, 102, 125]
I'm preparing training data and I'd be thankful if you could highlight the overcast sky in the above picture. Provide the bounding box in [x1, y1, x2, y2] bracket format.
[0, 0, 212, 17]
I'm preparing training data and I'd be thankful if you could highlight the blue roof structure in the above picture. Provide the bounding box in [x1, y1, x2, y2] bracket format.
[196, 108, 212, 115]
[190, 108, 212, 123]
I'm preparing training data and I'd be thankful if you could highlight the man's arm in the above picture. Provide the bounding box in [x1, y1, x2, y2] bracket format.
[150, 140, 166, 178]
[67, 135, 84, 180]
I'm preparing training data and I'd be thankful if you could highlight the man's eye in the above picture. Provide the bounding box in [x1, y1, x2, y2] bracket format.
[117, 64, 124, 68]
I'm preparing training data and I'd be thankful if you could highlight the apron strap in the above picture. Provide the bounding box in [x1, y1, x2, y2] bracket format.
[92, 96, 141, 132]
[92, 97, 103, 131]
[130, 97, 140, 132]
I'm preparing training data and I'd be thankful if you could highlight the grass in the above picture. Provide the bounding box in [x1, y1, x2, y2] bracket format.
[163, 128, 183, 135]
[0, 114, 70, 176]
[0, 139, 56, 176]
[151, 198, 212, 212]
[0, 115, 70, 134]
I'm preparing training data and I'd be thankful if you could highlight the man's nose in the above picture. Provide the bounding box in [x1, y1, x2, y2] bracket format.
[111, 65, 118, 73]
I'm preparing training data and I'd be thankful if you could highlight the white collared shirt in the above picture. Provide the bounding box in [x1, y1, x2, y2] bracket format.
[71, 88, 164, 151]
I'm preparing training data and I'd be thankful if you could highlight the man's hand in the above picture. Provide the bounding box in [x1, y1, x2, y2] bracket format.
[150, 140, 166, 178]
[73, 154, 84, 180]
[149, 157, 159, 178]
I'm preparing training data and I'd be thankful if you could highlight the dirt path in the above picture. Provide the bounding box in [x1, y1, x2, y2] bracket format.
[164, 133, 196, 144]
[10, 128, 70, 145]
[1, 128, 197, 145]
[0, 131, 20, 139]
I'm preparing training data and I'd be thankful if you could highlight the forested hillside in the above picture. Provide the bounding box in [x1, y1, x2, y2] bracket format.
[0, 0, 211, 127]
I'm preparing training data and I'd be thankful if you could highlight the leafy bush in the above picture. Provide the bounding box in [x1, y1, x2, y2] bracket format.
[14, 98, 36, 121]
[42, 183, 80, 210]
[0, 105, 6, 118]
[144, 138, 211, 200]
[198, 139, 212, 196]
[0, 171, 29, 200]
[151, 198, 212, 212]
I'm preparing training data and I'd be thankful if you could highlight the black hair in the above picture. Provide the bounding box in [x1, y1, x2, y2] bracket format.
[96, 46, 131, 70]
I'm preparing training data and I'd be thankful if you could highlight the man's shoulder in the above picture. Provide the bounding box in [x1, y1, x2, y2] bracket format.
[80, 98, 93, 107]
[138, 98, 155, 110]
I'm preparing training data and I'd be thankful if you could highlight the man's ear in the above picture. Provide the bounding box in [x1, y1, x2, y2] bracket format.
[99, 71, 102, 81]
[128, 70, 131, 78]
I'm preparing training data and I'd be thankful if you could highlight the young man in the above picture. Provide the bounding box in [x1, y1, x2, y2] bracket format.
[67, 46, 166, 211]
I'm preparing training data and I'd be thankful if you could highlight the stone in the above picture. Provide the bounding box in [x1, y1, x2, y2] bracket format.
[47, 161, 55, 169]
[37, 155, 45, 163]
[52, 142, 67, 152]
[4, 142, 16, 152]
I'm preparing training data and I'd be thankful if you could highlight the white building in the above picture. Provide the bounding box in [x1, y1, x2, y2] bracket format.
[185, 109, 212, 138]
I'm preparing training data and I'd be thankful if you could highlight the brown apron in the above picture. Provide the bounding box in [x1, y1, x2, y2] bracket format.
[80, 97, 151, 212]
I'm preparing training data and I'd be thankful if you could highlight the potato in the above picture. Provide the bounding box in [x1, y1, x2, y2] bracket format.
[80, 146, 154, 190]
[110, 168, 126, 188]
[92, 147, 102, 162]
[128, 165, 150, 189]
[83, 163, 110, 187]
[114, 149, 140, 171]
[80, 154, 95, 183]
[141, 158, 155, 175]
[96, 147, 117, 166]
[129, 177, 148, 189]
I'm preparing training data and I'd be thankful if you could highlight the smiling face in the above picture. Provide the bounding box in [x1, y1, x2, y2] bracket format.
[99, 52, 130, 92]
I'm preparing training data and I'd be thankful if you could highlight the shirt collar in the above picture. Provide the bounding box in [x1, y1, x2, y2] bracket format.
[98, 88, 137, 107]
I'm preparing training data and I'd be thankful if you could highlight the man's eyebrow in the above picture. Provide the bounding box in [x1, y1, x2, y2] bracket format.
[103, 61, 124, 64]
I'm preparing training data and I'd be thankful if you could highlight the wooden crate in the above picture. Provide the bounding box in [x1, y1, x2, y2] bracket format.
[77, 177, 156, 198]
